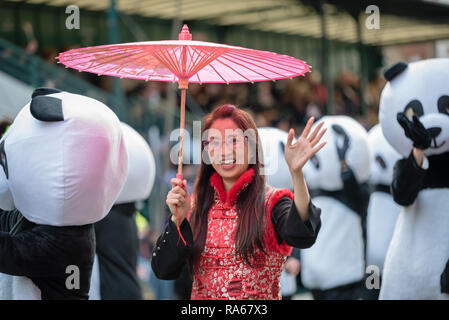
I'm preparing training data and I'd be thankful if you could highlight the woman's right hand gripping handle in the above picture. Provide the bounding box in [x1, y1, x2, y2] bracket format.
[166, 177, 191, 225]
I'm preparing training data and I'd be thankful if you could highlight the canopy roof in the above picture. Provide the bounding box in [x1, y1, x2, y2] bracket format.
[9, 0, 449, 46]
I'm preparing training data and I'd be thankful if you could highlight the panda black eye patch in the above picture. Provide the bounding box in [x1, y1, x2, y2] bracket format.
[403, 100, 424, 118]
[437, 95, 449, 116]
[375, 155, 387, 170]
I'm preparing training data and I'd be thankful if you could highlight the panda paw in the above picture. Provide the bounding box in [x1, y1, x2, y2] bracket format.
[397, 113, 432, 150]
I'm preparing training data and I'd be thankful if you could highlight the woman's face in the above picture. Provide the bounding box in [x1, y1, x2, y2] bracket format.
[205, 118, 253, 182]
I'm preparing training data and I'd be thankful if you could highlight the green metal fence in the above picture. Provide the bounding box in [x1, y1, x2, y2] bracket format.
[0, 35, 201, 228]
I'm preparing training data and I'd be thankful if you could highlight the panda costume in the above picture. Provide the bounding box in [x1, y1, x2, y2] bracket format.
[0, 88, 128, 299]
[379, 59, 449, 299]
[301, 115, 372, 299]
[365, 124, 402, 299]
[89, 122, 156, 300]
[258, 127, 300, 299]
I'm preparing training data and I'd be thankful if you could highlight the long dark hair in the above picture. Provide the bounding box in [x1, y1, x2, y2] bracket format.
[189, 104, 266, 267]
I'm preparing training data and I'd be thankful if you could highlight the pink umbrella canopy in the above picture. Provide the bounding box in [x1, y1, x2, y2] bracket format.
[58, 25, 310, 88]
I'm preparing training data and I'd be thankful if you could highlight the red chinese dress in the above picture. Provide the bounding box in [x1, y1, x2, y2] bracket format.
[151, 167, 321, 300]
[190, 168, 294, 300]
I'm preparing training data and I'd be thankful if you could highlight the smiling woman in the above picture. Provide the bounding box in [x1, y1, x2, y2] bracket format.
[151, 104, 326, 300]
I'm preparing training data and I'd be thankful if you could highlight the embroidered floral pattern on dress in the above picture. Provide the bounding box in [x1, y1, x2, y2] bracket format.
[190, 168, 294, 300]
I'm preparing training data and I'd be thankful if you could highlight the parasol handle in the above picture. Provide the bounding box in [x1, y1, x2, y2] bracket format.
[177, 87, 187, 176]
[175, 84, 189, 246]
[175, 173, 186, 246]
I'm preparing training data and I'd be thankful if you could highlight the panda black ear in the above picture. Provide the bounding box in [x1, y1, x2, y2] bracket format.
[31, 87, 62, 99]
[384, 62, 408, 81]
[30, 96, 64, 122]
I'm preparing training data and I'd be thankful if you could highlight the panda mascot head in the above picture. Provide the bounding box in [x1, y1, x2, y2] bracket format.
[258, 127, 293, 190]
[115, 122, 156, 204]
[379, 58, 449, 157]
[367, 124, 402, 187]
[303, 115, 371, 191]
[89, 122, 156, 300]
[0, 88, 128, 226]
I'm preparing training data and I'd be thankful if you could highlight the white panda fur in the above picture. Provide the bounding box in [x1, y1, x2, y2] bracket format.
[301, 196, 365, 290]
[379, 58, 449, 300]
[89, 122, 156, 300]
[0, 91, 128, 225]
[382, 189, 449, 299]
[366, 124, 402, 272]
[88, 255, 101, 300]
[258, 127, 293, 190]
[0, 273, 13, 299]
[0, 89, 128, 300]
[0, 275, 41, 300]
[115, 123, 156, 204]
[301, 115, 372, 290]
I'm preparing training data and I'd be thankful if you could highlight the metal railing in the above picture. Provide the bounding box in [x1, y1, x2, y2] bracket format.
[0, 36, 200, 126]
[0, 37, 114, 108]
[0, 36, 203, 228]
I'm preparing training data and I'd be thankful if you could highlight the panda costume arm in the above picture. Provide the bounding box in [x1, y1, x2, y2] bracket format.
[0, 210, 95, 299]
[391, 151, 427, 206]
[391, 110, 432, 206]
[0, 213, 95, 279]
[332, 122, 370, 217]
[0, 209, 21, 232]
[341, 167, 371, 217]
[0, 222, 62, 277]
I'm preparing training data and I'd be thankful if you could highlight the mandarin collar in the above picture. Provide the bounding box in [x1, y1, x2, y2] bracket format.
[210, 167, 255, 207]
